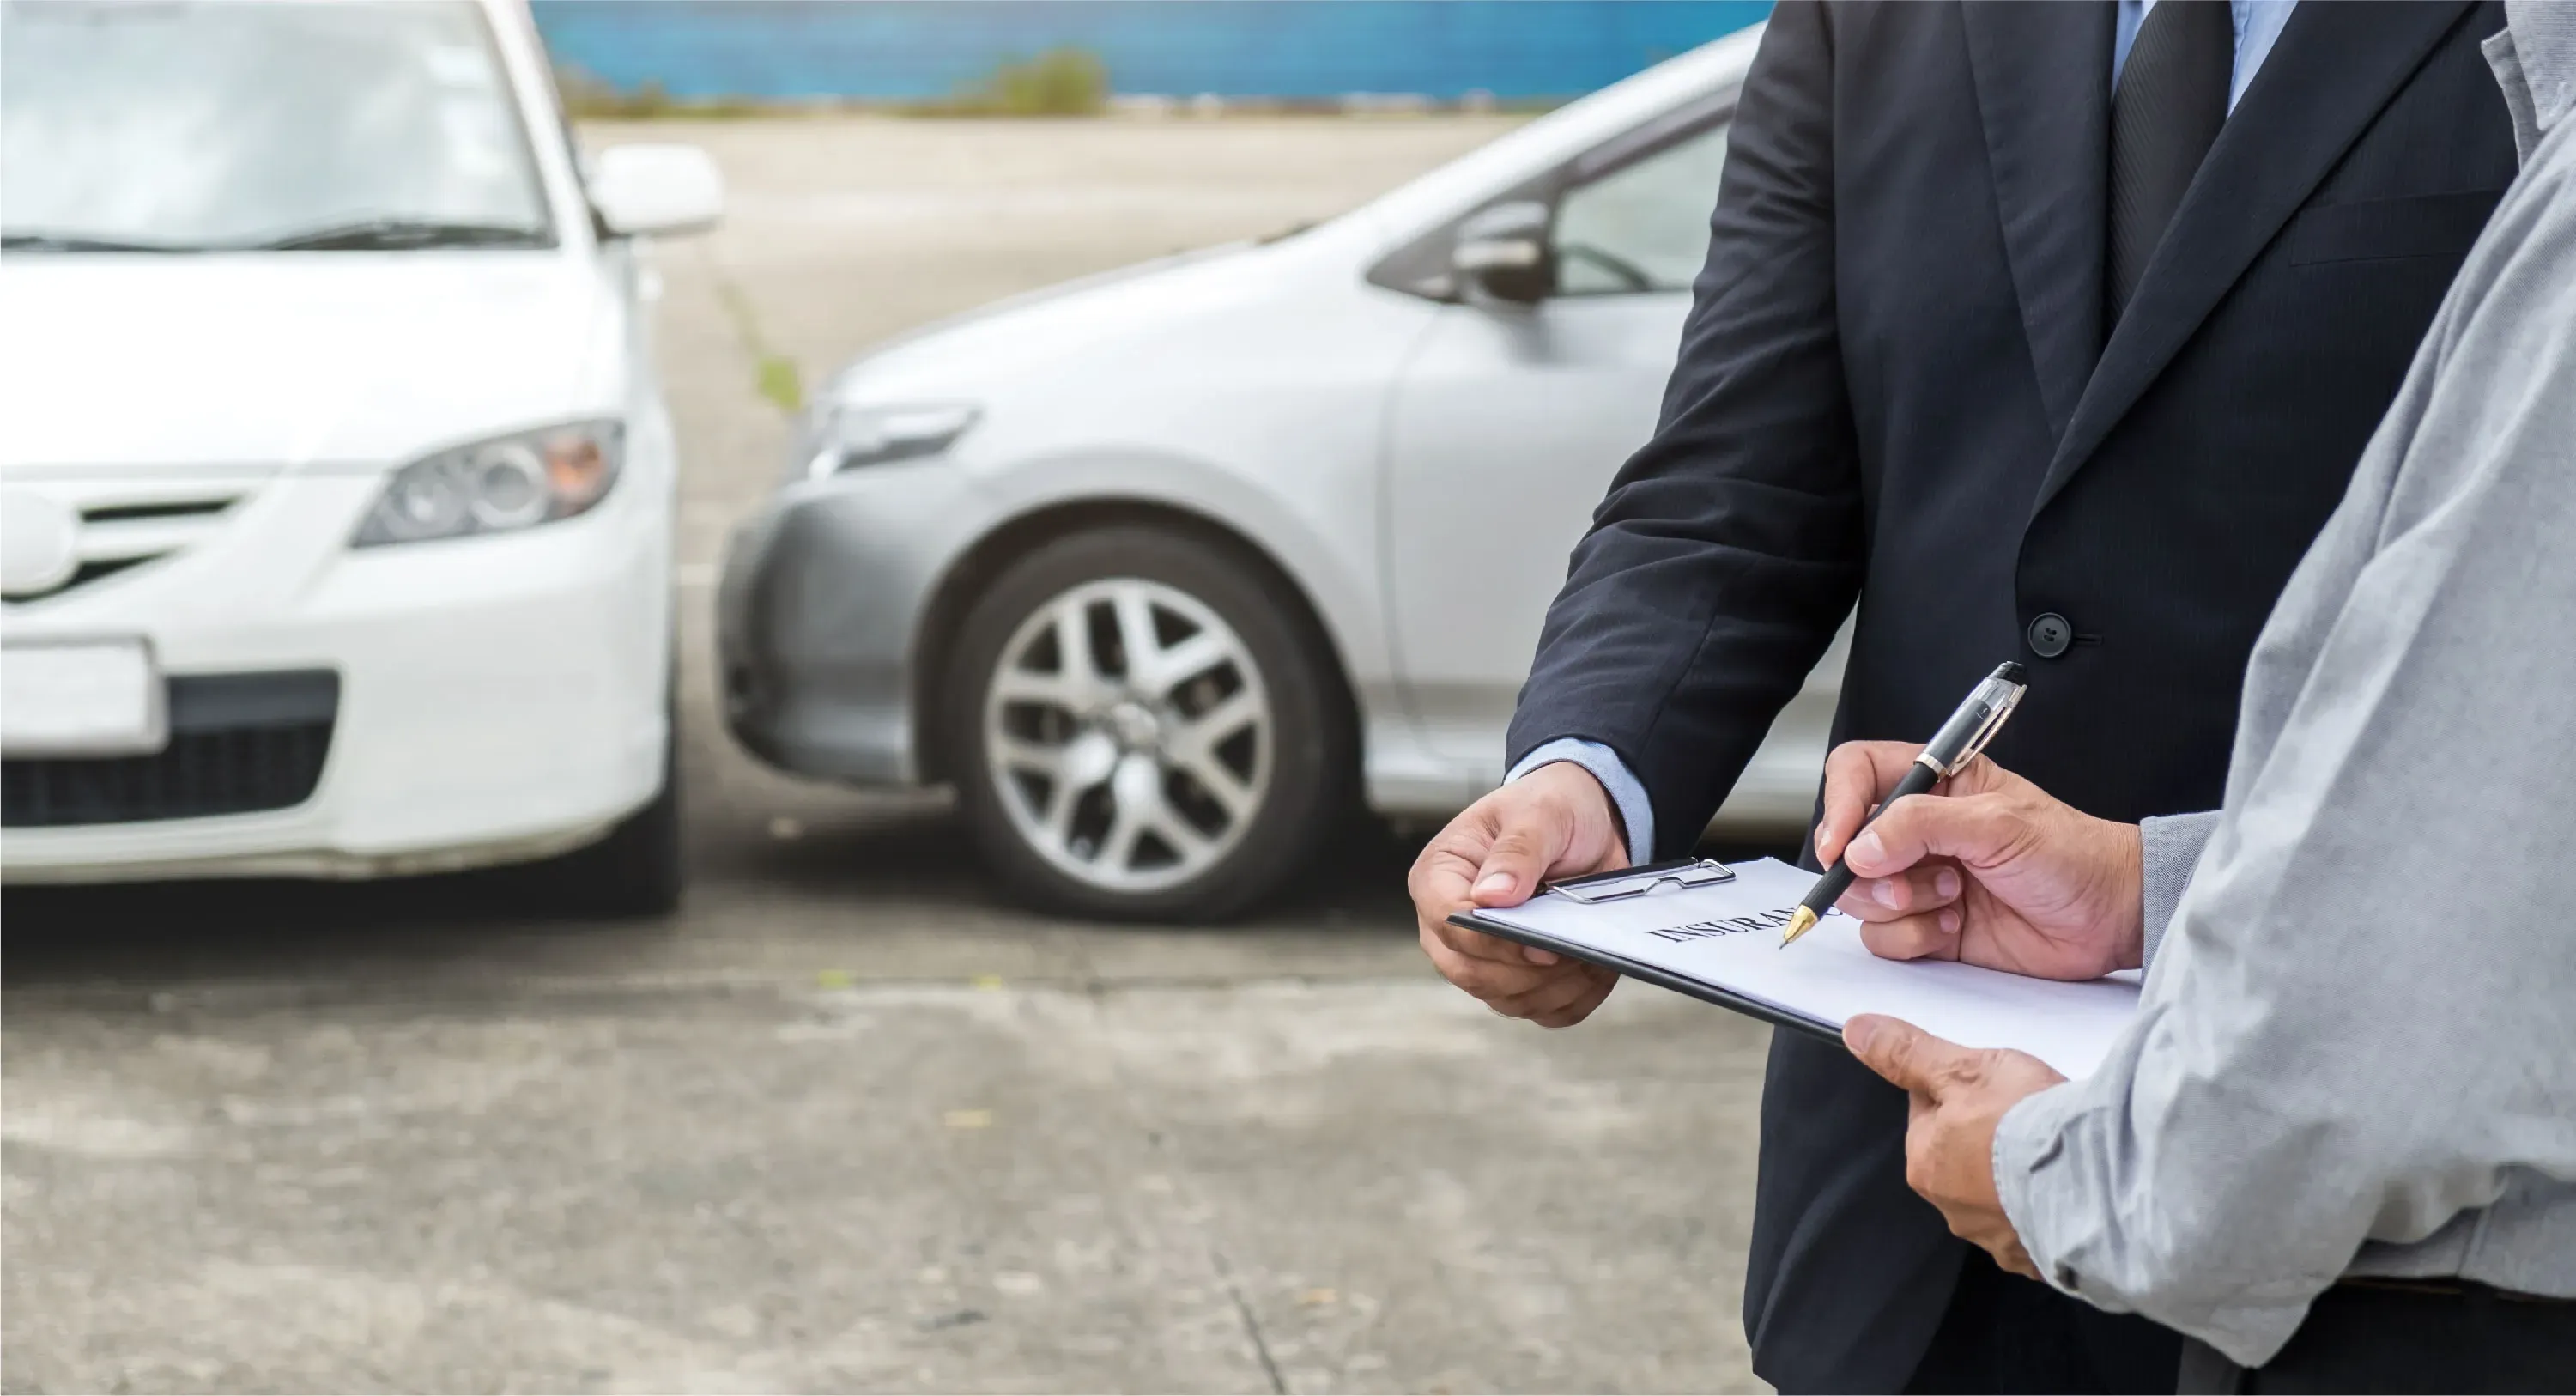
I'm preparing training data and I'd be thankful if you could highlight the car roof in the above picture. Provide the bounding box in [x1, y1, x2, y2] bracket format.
[1349, 22, 1765, 244]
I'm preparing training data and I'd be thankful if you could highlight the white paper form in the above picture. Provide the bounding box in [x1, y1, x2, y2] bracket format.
[1468, 859, 2140, 1079]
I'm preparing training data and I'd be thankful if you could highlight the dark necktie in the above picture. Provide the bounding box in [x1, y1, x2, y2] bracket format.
[2107, 0, 2234, 319]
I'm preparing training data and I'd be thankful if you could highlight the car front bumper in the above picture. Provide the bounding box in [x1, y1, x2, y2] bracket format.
[1, 473, 669, 882]
[717, 461, 986, 787]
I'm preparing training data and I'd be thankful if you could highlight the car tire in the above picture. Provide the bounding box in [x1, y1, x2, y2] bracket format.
[944, 525, 1353, 921]
[527, 695, 684, 919]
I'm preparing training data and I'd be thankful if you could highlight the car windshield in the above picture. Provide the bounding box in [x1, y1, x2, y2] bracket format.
[0, 0, 554, 252]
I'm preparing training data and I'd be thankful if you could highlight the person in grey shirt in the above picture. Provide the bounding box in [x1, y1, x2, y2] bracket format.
[1808, 5, 2576, 1389]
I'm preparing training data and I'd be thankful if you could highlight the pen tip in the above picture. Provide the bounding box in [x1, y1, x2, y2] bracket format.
[1780, 906, 1819, 947]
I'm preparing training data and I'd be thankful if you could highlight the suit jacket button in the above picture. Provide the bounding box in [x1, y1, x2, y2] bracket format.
[2027, 612, 2073, 659]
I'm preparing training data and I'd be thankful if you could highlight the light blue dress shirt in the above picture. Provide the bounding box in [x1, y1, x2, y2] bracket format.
[1503, 736, 1659, 864]
[1511, 0, 2300, 864]
[2118, 0, 2299, 111]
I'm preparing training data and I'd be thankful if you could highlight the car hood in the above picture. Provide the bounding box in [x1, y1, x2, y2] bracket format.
[0, 255, 615, 474]
[825, 234, 1335, 404]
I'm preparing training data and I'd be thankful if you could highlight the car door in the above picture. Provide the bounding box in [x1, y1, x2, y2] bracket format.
[1380, 113, 1732, 784]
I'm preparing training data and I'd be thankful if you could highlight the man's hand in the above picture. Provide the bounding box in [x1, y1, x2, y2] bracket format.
[1817, 742, 2146, 980]
[1410, 762, 1628, 1029]
[1844, 1014, 2065, 1279]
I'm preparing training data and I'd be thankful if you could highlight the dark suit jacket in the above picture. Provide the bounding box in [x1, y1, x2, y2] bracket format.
[1505, 2, 2518, 1389]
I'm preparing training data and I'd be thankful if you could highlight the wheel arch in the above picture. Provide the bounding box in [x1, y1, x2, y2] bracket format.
[911, 498, 1363, 787]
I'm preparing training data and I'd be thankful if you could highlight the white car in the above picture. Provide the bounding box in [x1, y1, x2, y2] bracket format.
[0, 0, 721, 913]
[719, 23, 1847, 921]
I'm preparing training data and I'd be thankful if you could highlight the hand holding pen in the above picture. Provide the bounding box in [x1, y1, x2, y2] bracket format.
[1800, 737, 2152, 980]
[1781, 663, 2027, 946]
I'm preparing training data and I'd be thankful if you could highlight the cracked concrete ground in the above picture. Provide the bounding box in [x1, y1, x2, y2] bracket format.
[3, 118, 1780, 1394]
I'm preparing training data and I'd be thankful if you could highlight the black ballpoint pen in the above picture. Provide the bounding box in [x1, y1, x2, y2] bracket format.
[1779, 661, 2029, 946]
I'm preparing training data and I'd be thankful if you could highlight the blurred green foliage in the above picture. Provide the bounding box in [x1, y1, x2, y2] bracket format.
[707, 277, 804, 414]
[755, 355, 804, 414]
[555, 47, 1557, 122]
[960, 46, 1112, 117]
[554, 47, 1550, 122]
[557, 50, 1112, 119]
[556, 66, 772, 120]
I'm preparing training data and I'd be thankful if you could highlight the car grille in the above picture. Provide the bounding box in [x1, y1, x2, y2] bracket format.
[3, 671, 338, 828]
[0, 480, 256, 606]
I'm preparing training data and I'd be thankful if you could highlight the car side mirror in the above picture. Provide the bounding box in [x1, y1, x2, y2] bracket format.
[589, 143, 725, 238]
[1450, 200, 1554, 306]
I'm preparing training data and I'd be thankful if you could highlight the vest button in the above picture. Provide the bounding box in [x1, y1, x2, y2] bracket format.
[2027, 612, 2073, 659]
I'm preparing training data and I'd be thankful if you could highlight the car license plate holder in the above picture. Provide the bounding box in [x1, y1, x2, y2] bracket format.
[1, 639, 167, 756]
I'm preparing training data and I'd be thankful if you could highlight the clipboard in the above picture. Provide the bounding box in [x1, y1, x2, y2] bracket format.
[1445, 856, 2142, 1078]
[1448, 859, 1843, 1047]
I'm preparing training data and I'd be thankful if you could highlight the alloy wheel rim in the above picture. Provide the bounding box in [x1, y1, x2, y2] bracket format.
[982, 577, 1272, 893]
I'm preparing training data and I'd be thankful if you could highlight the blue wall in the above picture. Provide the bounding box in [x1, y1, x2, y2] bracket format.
[531, 2, 1771, 101]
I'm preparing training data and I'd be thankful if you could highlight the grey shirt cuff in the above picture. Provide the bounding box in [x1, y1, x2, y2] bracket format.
[2138, 810, 2222, 973]
[2484, 27, 2543, 164]
[1994, 1083, 2095, 1298]
[1993, 1071, 2316, 1365]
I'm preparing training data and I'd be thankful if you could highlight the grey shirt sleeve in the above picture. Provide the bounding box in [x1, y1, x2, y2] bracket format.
[1991, 119, 2576, 1368]
[2486, 27, 2543, 161]
[2136, 811, 2221, 972]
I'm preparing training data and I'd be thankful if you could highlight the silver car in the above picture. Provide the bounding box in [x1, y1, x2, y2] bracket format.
[718, 24, 1844, 920]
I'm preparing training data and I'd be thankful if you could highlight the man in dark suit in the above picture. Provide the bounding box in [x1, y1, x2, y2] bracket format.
[1406, 3, 2519, 1389]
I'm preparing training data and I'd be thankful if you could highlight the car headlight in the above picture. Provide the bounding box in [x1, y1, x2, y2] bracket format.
[352, 422, 623, 548]
[798, 402, 978, 481]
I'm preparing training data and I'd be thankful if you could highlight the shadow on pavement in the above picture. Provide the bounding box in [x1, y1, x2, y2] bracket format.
[0, 861, 646, 992]
[3, 773, 1800, 993]
[705, 796, 1428, 924]
[1, 796, 1431, 991]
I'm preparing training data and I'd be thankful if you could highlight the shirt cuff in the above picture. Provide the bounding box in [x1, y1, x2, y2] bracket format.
[1506, 738, 1655, 866]
[1993, 1057, 2318, 1367]
[1993, 1083, 2101, 1302]
[2484, 27, 2543, 165]
[2138, 810, 2222, 973]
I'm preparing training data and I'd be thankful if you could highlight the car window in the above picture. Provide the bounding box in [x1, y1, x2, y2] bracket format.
[1552, 122, 1730, 297]
[0, 0, 552, 252]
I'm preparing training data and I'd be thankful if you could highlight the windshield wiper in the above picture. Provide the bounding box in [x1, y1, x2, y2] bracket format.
[240, 217, 551, 252]
[1, 230, 205, 253]
[1, 221, 552, 253]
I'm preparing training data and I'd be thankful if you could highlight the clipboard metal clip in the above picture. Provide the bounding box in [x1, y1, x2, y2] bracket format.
[1544, 858, 1737, 905]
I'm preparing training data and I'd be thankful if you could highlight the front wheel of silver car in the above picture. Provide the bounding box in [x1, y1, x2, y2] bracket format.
[946, 525, 1351, 921]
